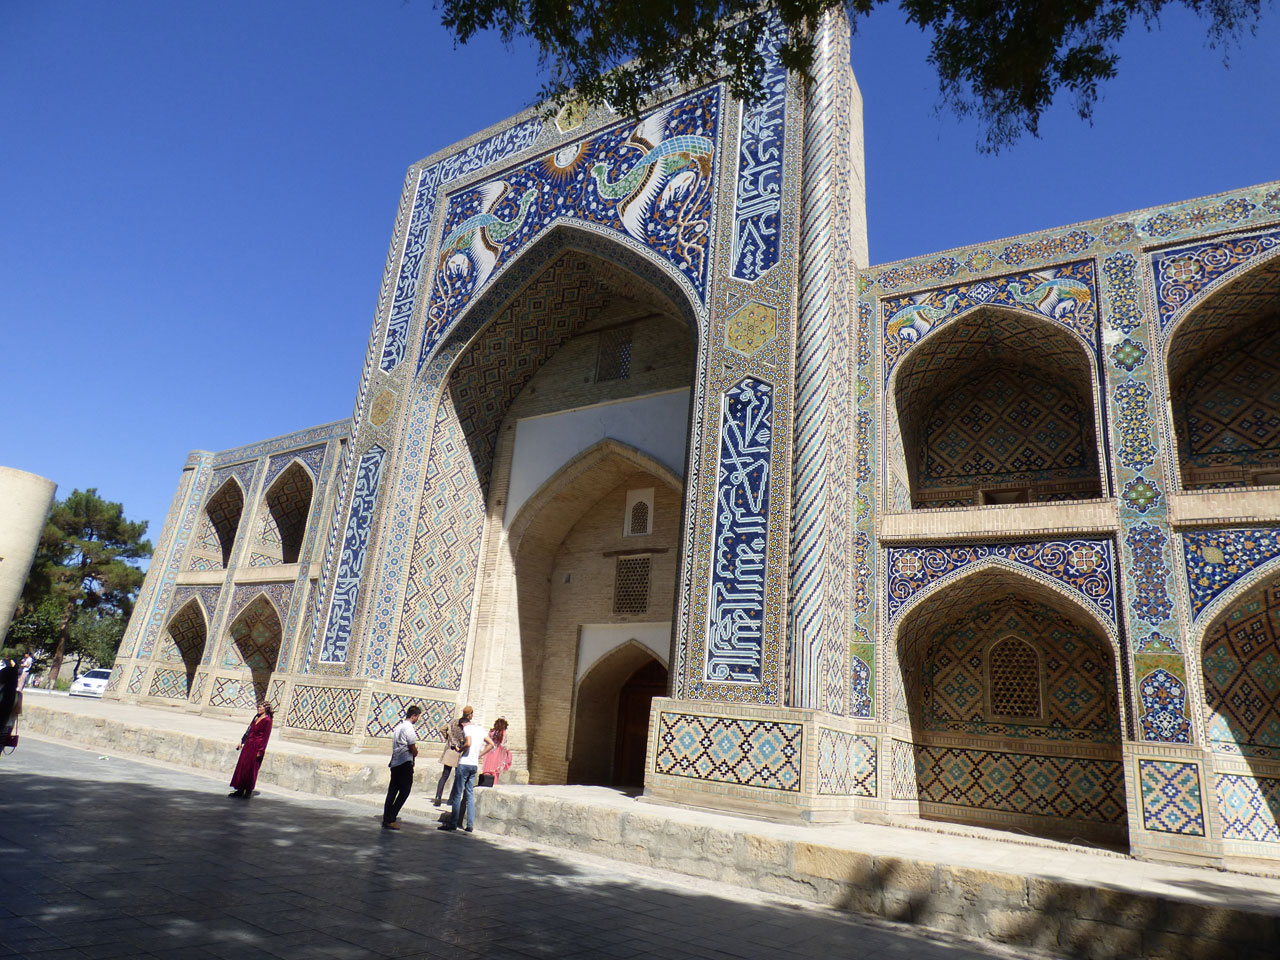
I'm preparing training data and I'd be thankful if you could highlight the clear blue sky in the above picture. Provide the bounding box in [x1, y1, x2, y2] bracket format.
[3, 1, 1278, 547]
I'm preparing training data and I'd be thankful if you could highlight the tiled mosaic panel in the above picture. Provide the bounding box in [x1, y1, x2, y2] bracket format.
[1123, 523, 1175, 627]
[916, 597, 1120, 743]
[1176, 322, 1280, 486]
[653, 713, 801, 792]
[1203, 574, 1280, 757]
[1152, 227, 1280, 334]
[731, 16, 786, 282]
[1138, 759, 1206, 836]
[417, 87, 721, 370]
[157, 600, 206, 673]
[148, 667, 190, 700]
[208, 677, 284, 712]
[1138, 667, 1191, 744]
[379, 119, 542, 372]
[885, 539, 1117, 629]
[365, 693, 454, 742]
[391, 254, 612, 688]
[916, 746, 1125, 824]
[285, 684, 360, 735]
[915, 367, 1099, 506]
[705, 378, 774, 686]
[1216, 772, 1280, 843]
[263, 444, 327, 489]
[882, 261, 1098, 381]
[225, 596, 283, 672]
[226, 582, 294, 626]
[1184, 528, 1280, 622]
[890, 739, 917, 800]
[127, 666, 145, 696]
[320, 444, 386, 662]
[251, 461, 313, 566]
[816, 729, 876, 796]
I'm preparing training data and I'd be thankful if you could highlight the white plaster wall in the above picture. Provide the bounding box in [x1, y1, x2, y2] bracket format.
[577, 622, 671, 684]
[0, 466, 57, 641]
[504, 389, 689, 525]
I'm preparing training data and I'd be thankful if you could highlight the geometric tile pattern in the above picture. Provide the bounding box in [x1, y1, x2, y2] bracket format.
[378, 120, 542, 373]
[653, 713, 802, 792]
[252, 462, 313, 566]
[156, 600, 206, 685]
[705, 378, 774, 688]
[1152, 227, 1280, 334]
[886, 538, 1117, 630]
[284, 684, 361, 735]
[207, 676, 284, 712]
[1142, 195, 1259, 241]
[391, 255, 612, 688]
[1215, 773, 1280, 843]
[1176, 321, 1280, 485]
[816, 729, 876, 796]
[263, 444, 327, 489]
[365, 693, 454, 742]
[891, 739, 917, 800]
[1138, 759, 1206, 836]
[127, 666, 145, 696]
[1184, 527, 1280, 622]
[731, 14, 786, 283]
[882, 260, 1098, 380]
[1203, 573, 1280, 756]
[320, 444, 386, 663]
[226, 582, 294, 630]
[187, 476, 246, 571]
[416, 87, 721, 371]
[148, 667, 190, 700]
[225, 595, 283, 673]
[916, 368, 1098, 506]
[916, 746, 1125, 824]
[916, 596, 1120, 743]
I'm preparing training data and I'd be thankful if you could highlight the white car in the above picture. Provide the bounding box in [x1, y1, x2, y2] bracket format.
[69, 668, 112, 698]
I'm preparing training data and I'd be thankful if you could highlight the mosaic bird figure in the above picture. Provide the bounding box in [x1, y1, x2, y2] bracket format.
[1007, 276, 1093, 318]
[590, 109, 713, 239]
[438, 182, 538, 289]
[885, 293, 960, 342]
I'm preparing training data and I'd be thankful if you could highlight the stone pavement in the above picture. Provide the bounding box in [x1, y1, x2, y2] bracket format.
[0, 739, 1033, 960]
[14, 693, 1280, 958]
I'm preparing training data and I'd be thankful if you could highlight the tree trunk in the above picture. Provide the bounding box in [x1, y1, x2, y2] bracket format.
[45, 606, 73, 689]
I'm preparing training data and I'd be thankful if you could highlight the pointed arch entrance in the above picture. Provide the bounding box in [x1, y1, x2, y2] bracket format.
[570, 640, 669, 787]
[892, 564, 1128, 845]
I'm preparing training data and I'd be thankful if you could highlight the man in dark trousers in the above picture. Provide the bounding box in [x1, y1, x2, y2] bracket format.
[382, 705, 421, 830]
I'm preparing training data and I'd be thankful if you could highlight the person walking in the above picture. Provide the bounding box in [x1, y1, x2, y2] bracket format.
[480, 717, 512, 785]
[229, 702, 274, 797]
[16, 652, 33, 692]
[439, 706, 485, 833]
[433, 707, 469, 806]
[382, 705, 421, 830]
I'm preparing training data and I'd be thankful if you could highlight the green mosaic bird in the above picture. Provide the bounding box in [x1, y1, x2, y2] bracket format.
[885, 293, 960, 342]
[438, 183, 538, 288]
[1007, 275, 1093, 317]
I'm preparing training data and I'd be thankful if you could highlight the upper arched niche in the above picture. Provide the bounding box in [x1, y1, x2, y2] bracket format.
[255, 462, 314, 565]
[889, 308, 1103, 509]
[1166, 254, 1280, 491]
[189, 477, 245, 570]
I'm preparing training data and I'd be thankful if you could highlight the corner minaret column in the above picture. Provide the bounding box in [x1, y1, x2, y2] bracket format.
[790, 9, 855, 711]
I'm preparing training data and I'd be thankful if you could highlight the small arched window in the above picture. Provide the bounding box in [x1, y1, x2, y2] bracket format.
[623, 488, 654, 537]
[987, 637, 1041, 721]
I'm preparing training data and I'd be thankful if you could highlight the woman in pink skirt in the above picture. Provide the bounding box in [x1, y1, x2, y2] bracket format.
[229, 702, 273, 797]
[480, 717, 512, 784]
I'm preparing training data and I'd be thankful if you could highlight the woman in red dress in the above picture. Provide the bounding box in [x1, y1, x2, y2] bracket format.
[229, 702, 273, 797]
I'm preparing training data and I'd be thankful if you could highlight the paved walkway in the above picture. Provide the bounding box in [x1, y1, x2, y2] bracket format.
[0, 739, 1034, 960]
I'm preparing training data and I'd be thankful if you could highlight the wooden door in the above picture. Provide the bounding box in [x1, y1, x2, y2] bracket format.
[612, 659, 668, 787]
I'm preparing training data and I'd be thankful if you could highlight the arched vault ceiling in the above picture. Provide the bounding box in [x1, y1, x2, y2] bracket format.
[1168, 256, 1280, 387]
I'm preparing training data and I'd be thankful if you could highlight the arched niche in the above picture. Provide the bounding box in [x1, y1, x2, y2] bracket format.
[189, 477, 245, 570]
[255, 462, 314, 565]
[888, 308, 1103, 509]
[158, 600, 207, 697]
[892, 564, 1127, 846]
[1165, 254, 1280, 491]
[226, 595, 283, 702]
[1202, 571, 1280, 759]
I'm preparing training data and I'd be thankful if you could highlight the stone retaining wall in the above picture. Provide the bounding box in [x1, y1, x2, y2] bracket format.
[478, 790, 1280, 960]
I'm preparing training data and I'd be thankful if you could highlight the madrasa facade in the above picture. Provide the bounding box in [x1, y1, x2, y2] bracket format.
[110, 15, 1280, 866]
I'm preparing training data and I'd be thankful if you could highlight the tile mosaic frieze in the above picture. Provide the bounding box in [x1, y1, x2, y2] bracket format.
[816, 729, 876, 796]
[1138, 759, 1206, 836]
[731, 16, 787, 283]
[1183, 527, 1280, 623]
[284, 684, 360, 735]
[653, 712, 801, 791]
[1152, 227, 1280, 336]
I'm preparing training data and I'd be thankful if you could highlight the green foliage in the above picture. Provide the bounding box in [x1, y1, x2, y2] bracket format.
[437, 0, 1265, 150]
[5, 489, 152, 683]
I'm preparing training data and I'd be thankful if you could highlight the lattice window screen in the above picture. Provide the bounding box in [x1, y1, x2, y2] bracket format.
[628, 500, 650, 536]
[614, 556, 650, 614]
[988, 637, 1041, 719]
[596, 326, 633, 382]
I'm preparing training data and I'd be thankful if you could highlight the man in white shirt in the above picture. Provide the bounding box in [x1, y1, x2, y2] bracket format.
[382, 705, 422, 830]
[439, 705, 487, 833]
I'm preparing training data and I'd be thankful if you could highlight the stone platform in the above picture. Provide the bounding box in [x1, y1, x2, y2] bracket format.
[16, 691, 1280, 959]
